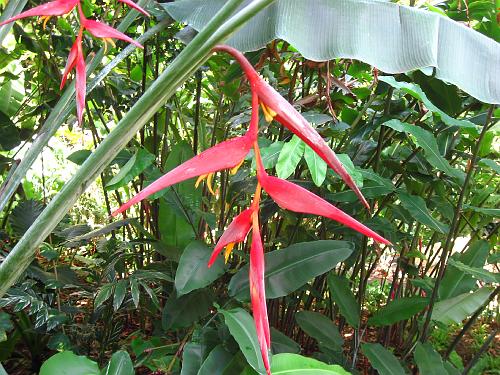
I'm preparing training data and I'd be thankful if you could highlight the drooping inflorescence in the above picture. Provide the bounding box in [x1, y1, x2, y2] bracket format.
[112, 45, 390, 374]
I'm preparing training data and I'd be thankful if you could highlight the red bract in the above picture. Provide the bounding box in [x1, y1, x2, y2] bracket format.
[79, 5, 143, 49]
[118, 0, 149, 16]
[60, 30, 86, 124]
[249, 214, 271, 375]
[112, 93, 260, 216]
[74, 32, 86, 124]
[207, 207, 254, 267]
[213, 45, 370, 210]
[0, 0, 79, 27]
[255, 145, 390, 245]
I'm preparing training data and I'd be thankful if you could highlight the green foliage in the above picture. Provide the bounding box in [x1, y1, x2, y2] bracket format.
[0, 0, 498, 374]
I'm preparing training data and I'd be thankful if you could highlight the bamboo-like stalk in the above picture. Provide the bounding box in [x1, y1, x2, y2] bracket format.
[0, 0, 276, 298]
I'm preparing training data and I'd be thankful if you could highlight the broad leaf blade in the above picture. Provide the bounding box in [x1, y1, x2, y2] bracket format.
[229, 240, 354, 300]
[220, 307, 266, 375]
[432, 287, 492, 324]
[368, 297, 429, 327]
[295, 311, 343, 350]
[327, 274, 360, 328]
[166, 0, 500, 103]
[414, 343, 446, 375]
[361, 343, 405, 375]
[276, 135, 305, 179]
[175, 241, 225, 295]
[270, 353, 351, 374]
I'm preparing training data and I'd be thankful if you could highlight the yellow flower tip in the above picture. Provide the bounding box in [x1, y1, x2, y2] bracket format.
[195, 174, 207, 189]
[230, 159, 245, 175]
[206, 172, 216, 196]
[40, 16, 52, 30]
[223, 243, 235, 263]
[260, 102, 277, 123]
[102, 38, 116, 54]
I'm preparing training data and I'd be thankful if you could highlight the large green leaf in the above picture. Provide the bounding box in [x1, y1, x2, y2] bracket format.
[414, 343, 446, 375]
[229, 240, 354, 300]
[198, 345, 234, 375]
[103, 351, 134, 375]
[432, 287, 492, 324]
[269, 353, 351, 374]
[398, 192, 449, 233]
[383, 119, 465, 180]
[276, 135, 305, 179]
[439, 240, 489, 300]
[361, 343, 405, 375]
[39, 351, 100, 375]
[180, 343, 203, 375]
[166, 0, 500, 104]
[175, 241, 225, 295]
[368, 297, 429, 327]
[327, 274, 359, 328]
[295, 311, 343, 350]
[220, 307, 266, 375]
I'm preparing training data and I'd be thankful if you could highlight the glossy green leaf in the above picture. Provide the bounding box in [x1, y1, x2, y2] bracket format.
[103, 350, 134, 375]
[0, 112, 20, 151]
[198, 345, 234, 375]
[368, 297, 428, 326]
[113, 280, 128, 311]
[271, 328, 301, 354]
[414, 343, 446, 375]
[40, 351, 99, 375]
[361, 343, 405, 375]
[383, 119, 465, 181]
[270, 353, 351, 374]
[463, 205, 500, 217]
[479, 158, 500, 174]
[180, 342, 203, 375]
[447, 259, 500, 284]
[439, 240, 489, 300]
[276, 135, 305, 179]
[304, 144, 327, 186]
[398, 192, 449, 233]
[327, 274, 359, 328]
[162, 289, 214, 330]
[166, 0, 500, 103]
[432, 287, 492, 324]
[229, 240, 354, 300]
[220, 307, 266, 375]
[106, 148, 155, 190]
[295, 311, 343, 350]
[0, 362, 6, 375]
[175, 241, 225, 296]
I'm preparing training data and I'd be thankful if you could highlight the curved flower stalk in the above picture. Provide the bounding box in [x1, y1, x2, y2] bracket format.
[0, 0, 147, 123]
[213, 45, 369, 210]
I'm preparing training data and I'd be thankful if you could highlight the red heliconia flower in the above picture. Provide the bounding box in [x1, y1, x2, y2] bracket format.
[207, 207, 254, 267]
[249, 213, 271, 375]
[111, 92, 260, 217]
[117, 0, 149, 16]
[213, 45, 370, 210]
[79, 4, 143, 49]
[60, 29, 86, 124]
[0, 0, 79, 27]
[254, 145, 390, 245]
